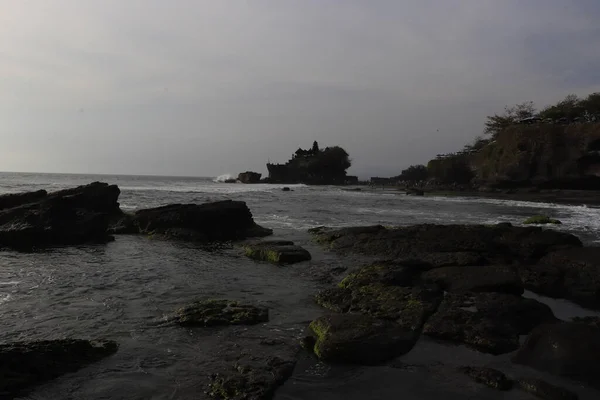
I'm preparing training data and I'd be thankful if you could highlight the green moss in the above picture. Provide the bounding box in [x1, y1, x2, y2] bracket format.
[523, 215, 562, 225]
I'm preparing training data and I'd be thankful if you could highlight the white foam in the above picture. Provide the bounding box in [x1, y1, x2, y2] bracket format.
[213, 174, 235, 183]
[0, 281, 20, 285]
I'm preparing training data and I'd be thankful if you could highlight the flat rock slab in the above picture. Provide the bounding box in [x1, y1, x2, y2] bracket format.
[513, 322, 600, 389]
[459, 366, 513, 391]
[0, 339, 118, 398]
[521, 247, 600, 310]
[172, 299, 268, 327]
[208, 356, 296, 400]
[244, 241, 311, 264]
[517, 378, 579, 400]
[309, 223, 581, 264]
[423, 292, 556, 354]
[308, 313, 419, 365]
[422, 265, 523, 295]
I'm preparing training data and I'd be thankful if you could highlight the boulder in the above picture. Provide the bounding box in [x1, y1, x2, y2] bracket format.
[281, 187, 291, 192]
[338, 260, 429, 289]
[524, 215, 562, 225]
[521, 247, 600, 309]
[516, 378, 578, 400]
[243, 241, 311, 265]
[308, 314, 419, 365]
[459, 366, 512, 391]
[0, 189, 47, 210]
[314, 287, 353, 313]
[423, 292, 556, 354]
[133, 200, 272, 242]
[309, 223, 581, 264]
[512, 322, 600, 388]
[0, 339, 118, 398]
[208, 356, 295, 400]
[171, 299, 268, 327]
[237, 171, 262, 184]
[405, 188, 425, 196]
[421, 265, 524, 295]
[0, 182, 121, 250]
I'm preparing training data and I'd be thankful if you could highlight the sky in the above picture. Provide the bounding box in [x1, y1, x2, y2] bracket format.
[1, 1, 600, 178]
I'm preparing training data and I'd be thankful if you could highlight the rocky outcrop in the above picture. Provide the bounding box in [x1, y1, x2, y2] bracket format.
[208, 356, 295, 400]
[421, 265, 524, 294]
[423, 292, 556, 354]
[171, 299, 268, 327]
[521, 247, 600, 309]
[0, 339, 118, 398]
[307, 314, 419, 365]
[516, 378, 579, 400]
[133, 201, 273, 242]
[459, 366, 512, 391]
[513, 322, 600, 389]
[243, 241, 311, 265]
[0, 189, 47, 210]
[238, 171, 262, 184]
[309, 223, 581, 264]
[266, 142, 351, 184]
[0, 182, 121, 250]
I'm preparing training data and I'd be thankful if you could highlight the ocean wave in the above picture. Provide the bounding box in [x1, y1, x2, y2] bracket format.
[213, 173, 235, 183]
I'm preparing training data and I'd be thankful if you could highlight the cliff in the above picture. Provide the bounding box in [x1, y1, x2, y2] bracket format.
[266, 142, 352, 184]
[471, 123, 600, 188]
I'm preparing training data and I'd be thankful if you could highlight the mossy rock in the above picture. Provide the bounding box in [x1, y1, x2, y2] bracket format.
[0, 339, 118, 398]
[208, 356, 295, 400]
[459, 366, 512, 391]
[243, 241, 311, 265]
[338, 260, 428, 289]
[173, 299, 268, 327]
[523, 215, 562, 225]
[516, 378, 578, 400]
[314, 287, 352, 313]
[308, 313, 418, 365]
[421, 265, 523, 295]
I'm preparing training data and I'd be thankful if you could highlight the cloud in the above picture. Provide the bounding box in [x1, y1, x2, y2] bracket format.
[1, 0, 599, 177]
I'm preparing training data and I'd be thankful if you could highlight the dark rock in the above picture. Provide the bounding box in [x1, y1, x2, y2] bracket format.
[237, 171, 262, 184]
[133, 201, 272, 242]
[315, 287, 353, 313]
[208, 356, 295, 400]
[281, 187, 291, 192]
[459, 366, 512, 391]
[171, 299, 268, 327]
[338, 261, 429, 289]
[224, 178, 238, 184]
[107, 211, 137, 234]
[0, 182, 121, 250]
[419, 252, 487, 268]
[406, 188, 425, 196]
[422, 265, 524, 294]
[0, 339, 118, 398]
[423, 292, 557, 354]
[516, 378, 578, 400]
[521, 247, 600, 309]
[571, 316, 600, 328]
[524, 215, 562, 225]
[243, 241, 311, 264]
[0, 189, 47, 210]
[512, 322, 600, 388]
[310, 224, 581, 264]
[308, 313, 419, 365]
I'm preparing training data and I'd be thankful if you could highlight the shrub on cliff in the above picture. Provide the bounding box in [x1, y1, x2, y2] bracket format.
[395, 164, 428, 182]
[484, 101, 536, 139]
[427, 155, 474, 184]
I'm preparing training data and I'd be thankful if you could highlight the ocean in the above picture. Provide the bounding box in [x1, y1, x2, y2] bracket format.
[1, 171, 600, 399]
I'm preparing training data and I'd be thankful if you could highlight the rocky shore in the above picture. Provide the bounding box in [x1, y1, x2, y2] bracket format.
[0, 182, 599, 399]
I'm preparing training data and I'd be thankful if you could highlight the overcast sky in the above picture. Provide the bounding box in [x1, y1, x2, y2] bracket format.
[1, 1, 599, 178]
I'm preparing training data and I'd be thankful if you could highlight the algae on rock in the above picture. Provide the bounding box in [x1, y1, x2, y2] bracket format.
[172, 299, 268, 327]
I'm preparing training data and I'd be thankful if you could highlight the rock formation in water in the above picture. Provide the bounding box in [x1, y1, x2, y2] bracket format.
[237, 171, 262, 184]
[266, 141, 352, 184]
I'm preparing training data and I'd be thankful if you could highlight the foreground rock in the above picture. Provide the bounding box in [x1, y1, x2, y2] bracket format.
[171, 299, 268, 327]
[512, 322, 600, 389]
[307, 314, 418, 365]
[0, 339, 118, 398]
[422, 265, 523, 294]
[309, 223, 581, 264]
[0, 182, 121, 250]
[243, 241, 311, 265]
[524, 215, 562, 225]
[517, 378, 578, 400]
[133, 200, 272, 242]
[208, 356, 295, 400]
[423, 292, 556, 354]
[459, 366, 512, 391]
[521, 247, 600, 309]
[0, 189, 47, 210]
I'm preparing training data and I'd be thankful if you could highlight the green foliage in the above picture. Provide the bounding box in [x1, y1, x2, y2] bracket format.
[484, 101, 536, 138]
[538, 94, 585, 121]
[395, 164, 428, 182]
[523, 215, 562, 225]
[427, 155, 474, 184]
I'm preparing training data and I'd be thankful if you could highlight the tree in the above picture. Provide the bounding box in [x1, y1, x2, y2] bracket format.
[312, 141, 320, 153]
[484, 101, 536, 138]
[581, 92, 600, 120]
[538, 94, 584, 121]
[397, 164, 428, 182]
